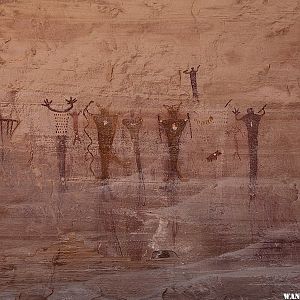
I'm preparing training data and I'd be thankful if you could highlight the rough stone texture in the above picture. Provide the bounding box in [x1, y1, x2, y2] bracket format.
[0, 0, 299, 299]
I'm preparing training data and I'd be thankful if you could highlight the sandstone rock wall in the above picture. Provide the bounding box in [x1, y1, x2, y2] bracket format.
[0, 0, 299, 299]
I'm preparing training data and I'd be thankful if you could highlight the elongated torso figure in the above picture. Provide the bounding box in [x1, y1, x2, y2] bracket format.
[84, 101, 129, 181]
[123, 112, 145, 205]
[69, 110, 81, 145]
[233, 106, 266, 196]
[92, 109, 118, 181]
[122, 112, 143, 176]
[158, 103, 191, 181]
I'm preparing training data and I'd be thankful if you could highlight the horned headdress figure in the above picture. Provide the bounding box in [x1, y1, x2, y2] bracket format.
[42, 96, 77, 191]
[232, 104, 266, 199]
[158, 102, 192, 181]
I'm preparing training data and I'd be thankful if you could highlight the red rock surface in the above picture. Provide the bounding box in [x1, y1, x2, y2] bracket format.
[0, 0, 299, 299]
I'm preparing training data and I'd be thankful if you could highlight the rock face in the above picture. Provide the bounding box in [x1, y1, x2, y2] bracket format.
[0, 0, 299, 299]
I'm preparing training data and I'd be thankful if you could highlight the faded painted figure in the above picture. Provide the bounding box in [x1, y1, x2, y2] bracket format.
[69, 110, 81, 145]
[0, 115, 20, 162]
[122, 111, 145, 205]
[233, 105, 266, 197]
[158, 103, 192, 181]
[183, 65, 200, 100]
[122, 112, 143, 178]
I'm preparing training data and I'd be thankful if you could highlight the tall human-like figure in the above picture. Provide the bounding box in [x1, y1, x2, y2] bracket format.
[84, 101, 128, 182]
[42, 97, 77, 191]
[158, 103, 192, 181]
[233, 105, 266, 198]
[69, 110, 81, 145]
[122, 111, 145, 205]
[183, 65, 200, 100]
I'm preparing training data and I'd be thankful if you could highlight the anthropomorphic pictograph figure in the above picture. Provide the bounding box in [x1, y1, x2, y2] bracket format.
[122, 111, 145, 205]
[225, 124, 243, 161]
[69, 110, 81, 145]
[93, 103, 117, 181]
[84, 101, 128, 182]
[0, 114, 20, 162]
[233, 105, 266, 198]
[83, 102, 125, 255]
[158, 103, 192, 181]
[42, 97, 77, 191]
[183, 65, 200, 100]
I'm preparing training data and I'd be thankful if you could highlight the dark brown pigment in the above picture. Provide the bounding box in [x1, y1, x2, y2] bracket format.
[183, 65, 200, 100]
[233, 106, 266, 198]
[92, 108, 118, 181]
[158, 103, 191, 181]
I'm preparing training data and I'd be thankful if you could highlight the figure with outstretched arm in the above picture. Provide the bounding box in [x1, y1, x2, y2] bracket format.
[232, 105, 266, 198]
[183, 65, 201, 100]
